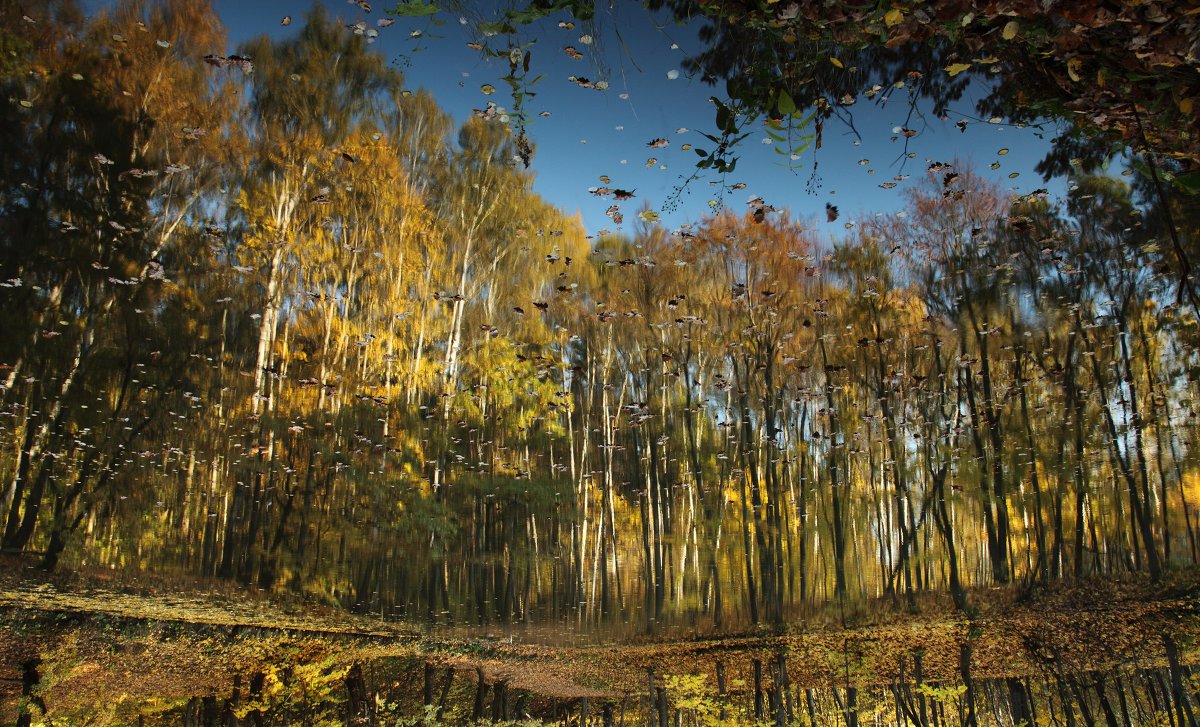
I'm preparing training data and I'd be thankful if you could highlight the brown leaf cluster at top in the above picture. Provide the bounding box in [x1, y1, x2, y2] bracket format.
[685, 0, 1200, 169]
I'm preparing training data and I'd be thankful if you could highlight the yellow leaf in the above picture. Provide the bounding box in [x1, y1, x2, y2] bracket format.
[638, 209, 660, 223]
[945, 63, 972, 77]
[829, 57, 844, 68]
[1097, 69, 1106, 87]
[1067, 57, 1082, 82]
[884, 8, 904, 27]
[1002, 20, 1019, 40]
[1181, 98, 1195, 114]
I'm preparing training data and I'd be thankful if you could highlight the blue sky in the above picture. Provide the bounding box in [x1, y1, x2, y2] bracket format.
[209, 0, 1070, 242]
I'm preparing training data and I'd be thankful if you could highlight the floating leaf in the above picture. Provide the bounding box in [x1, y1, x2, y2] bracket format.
[829, 57, 844, 69]
[778, 89, 797, 115]
[945, 63, 972, 77]
[480, 84, 495, 95]
[884, 8, 904, 27]
[1171, 171, 1200, 195]
[1002, 20, 1018, 40]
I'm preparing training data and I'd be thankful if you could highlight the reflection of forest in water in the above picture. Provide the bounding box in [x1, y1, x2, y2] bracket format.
[4, 1, 1200, 634]
[4, 0, 1200, 723]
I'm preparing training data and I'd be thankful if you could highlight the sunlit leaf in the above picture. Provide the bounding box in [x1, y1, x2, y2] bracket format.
[1067, 57, 1082, 82]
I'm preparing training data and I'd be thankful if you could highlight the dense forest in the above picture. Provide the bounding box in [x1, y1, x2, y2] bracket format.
[3, 0, 1200, 638]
